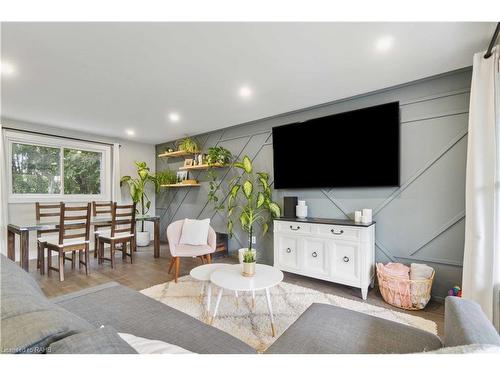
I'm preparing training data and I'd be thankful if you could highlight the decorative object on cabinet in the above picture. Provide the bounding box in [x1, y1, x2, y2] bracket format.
[273, 217, 375, 300]
[361, 208, 373, 223]
[176, 137, 200, 153]
[296, 200, 308, 219]
[354, 210, 362, 223]
[120, 161, 159, 247]
[226, 155, 281, 261]
[283, 196, 298, 218]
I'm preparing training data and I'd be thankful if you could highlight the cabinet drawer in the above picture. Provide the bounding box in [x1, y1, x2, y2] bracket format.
[275, 235, 300, 270]
[316, 224, 360, 241]
[275, 221, 311, 234]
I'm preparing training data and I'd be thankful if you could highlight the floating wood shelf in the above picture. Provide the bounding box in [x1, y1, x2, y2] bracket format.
[157, 150, 195, 158]
[161, 183, 201, 188]
[179, 163, 224, 171]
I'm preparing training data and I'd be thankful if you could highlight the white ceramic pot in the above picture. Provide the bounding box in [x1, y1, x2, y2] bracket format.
[136, 231, 150, 247]
[238, 248, 257, 264]
[242, 261, 256, 277]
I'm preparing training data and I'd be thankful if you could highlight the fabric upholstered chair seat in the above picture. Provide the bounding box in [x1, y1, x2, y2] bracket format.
[174, 244, 215, 257]
[44, 236, 90, 248]
[97, 230, 134, 240]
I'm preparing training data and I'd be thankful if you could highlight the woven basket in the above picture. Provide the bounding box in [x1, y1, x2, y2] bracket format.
[376, 265, 434, 310]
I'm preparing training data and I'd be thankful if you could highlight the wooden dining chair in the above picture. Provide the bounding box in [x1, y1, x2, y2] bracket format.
[36, 202, 63, 275]
[46, 203, 92, 282]
[97, 203, 136, 269]
[92, 201, 113, 258]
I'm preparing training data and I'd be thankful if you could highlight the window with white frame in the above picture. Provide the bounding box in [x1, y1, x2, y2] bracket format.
[5, 130, 111, 202]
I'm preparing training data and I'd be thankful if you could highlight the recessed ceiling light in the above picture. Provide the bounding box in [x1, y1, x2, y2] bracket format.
[168, 112, 180, 123]
[125, 129, 135, 136]
[0, 61, 16, 76]
[239, 86, 253, 99]
[375, 36, 395, 52]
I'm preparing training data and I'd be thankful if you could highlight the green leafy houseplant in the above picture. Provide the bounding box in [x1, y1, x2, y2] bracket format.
[156, 169, 177, 185]
[226, 155, 281, 255]
[207, 146, 233, 212]
[176, 137, 200, 153]
[242, 250, 255, 263]
[120, 161, 159, 233]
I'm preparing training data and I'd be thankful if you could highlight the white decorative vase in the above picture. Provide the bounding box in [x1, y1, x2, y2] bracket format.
[238, 248, 257, 264]
[242, 262, 256, 277]
[136, 231, 150, 247]
[296, 200, 308, 219]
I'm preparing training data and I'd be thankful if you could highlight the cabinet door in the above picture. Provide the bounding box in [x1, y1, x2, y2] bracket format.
[276, 234, 300, 270]
[330, 240, 360, 283]
[302, 237, 329, 276]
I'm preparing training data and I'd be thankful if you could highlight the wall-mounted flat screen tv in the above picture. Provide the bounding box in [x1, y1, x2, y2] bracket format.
[272, 101, 400, 189]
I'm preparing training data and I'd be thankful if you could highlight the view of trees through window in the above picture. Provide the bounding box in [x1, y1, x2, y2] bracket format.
[11, 142, 102, 195]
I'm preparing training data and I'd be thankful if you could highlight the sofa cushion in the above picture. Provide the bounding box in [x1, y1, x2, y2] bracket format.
[52, 282, 256, 354]
[48, 326, 137, 354]
[0, 255, 93, 354]
[265, 303, 442, 354]
[444, 296, 500, 347]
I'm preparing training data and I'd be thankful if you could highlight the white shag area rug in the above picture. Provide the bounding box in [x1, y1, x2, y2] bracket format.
[141, 276, 437, 352]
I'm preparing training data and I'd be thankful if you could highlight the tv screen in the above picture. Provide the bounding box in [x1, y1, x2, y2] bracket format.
[272, 102, 400, 189]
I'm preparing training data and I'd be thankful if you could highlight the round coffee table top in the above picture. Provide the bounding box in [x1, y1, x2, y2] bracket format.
[210, 264, 283, 292]
[190, 263, 235, 281]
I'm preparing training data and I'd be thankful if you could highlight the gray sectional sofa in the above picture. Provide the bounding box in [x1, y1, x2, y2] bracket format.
[1, 254, 499, 354]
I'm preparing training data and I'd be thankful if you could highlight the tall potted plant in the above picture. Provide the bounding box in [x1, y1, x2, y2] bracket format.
[120, 161, 159, 247]
[226, 155, 281, 270]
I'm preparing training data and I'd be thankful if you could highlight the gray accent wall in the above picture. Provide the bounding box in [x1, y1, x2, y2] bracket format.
[156, 68, 471, 299]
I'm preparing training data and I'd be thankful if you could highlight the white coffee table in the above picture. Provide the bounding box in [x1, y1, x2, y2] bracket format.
[209, 263, 284, 337]
[190, 264, 237, 319]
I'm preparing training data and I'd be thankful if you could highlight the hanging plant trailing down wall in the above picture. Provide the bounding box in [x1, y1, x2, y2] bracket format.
[225, 155, 281, 251]
[206, 146, 233, 212]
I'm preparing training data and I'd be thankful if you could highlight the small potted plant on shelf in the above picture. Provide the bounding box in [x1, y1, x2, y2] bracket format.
[176, 137, 200, 153]
[226, 155, 281, 271]
[156, 169, 177, 186]
[120, 161, 159, 246]
[242, 249, 256, 277]
[207, 146, 232, 166]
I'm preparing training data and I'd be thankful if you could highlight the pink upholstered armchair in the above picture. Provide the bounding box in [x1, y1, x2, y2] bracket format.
[166, 219, 217, 282]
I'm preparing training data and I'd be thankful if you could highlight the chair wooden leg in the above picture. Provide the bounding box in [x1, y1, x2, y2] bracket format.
[71, 251, 76, 269]
[85, 244, 90, 275]
[78, 250, 83, 269]
[168, 257, 175, 274]
[199, 256, 205, 264]
[174, 257, 180, 283]
[129, 241, 134, 264]
[122, 243, 127, 260]
[206, 253, 212, 264]
[110, 240, 115, 269]
[59, 251, 65, 282]
[98, 240, 103, 265]
[38, 242, 45, 275]
[47, 248, 52, 276]
[94, 234, 98, 258]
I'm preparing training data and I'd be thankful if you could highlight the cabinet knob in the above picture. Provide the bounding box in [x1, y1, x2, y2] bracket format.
[331, 229, 344, 235]
[290, 225, 301, 231]
[286, 248, 292, 253]
[312, 252, 318, 258]
[343, 256, 350, 263]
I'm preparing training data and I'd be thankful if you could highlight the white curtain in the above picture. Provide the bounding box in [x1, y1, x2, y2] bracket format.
[0, 123, 9, 254]
[463, 45, 500, 331]
[111, 143, 121, 203]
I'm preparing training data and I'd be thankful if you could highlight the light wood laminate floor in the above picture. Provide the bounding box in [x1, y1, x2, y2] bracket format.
[30, 242, 445, 337]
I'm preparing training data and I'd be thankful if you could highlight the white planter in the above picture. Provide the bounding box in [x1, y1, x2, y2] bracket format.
[242, 262, 256, 277]
[136, 231, 150, 247]
[238, 248, 257, 264]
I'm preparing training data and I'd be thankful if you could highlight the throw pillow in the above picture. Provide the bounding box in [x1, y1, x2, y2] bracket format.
[179, 218, 210, 246]
[118, 332, 193, 354]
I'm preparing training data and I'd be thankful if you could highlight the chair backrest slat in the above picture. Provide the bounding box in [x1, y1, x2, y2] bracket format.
[92, 201, 113, 217]
[35, 202, 62, 237]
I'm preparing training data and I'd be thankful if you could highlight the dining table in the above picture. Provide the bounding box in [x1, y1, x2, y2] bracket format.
[6, 214, 161, 272]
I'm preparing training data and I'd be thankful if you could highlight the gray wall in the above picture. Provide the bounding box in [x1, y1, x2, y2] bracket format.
[156, 68, 471, 299]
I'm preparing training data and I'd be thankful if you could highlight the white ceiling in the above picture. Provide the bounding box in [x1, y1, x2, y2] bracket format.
[1, 22, 495, 144]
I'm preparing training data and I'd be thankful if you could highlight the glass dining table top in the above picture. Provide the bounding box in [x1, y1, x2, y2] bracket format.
[8, 214, 159, 231]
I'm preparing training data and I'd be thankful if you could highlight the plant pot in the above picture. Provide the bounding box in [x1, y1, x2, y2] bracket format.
[136, 231, 150, 247]
[242, 261, 256, 277]
[238, 248, 257, 264]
